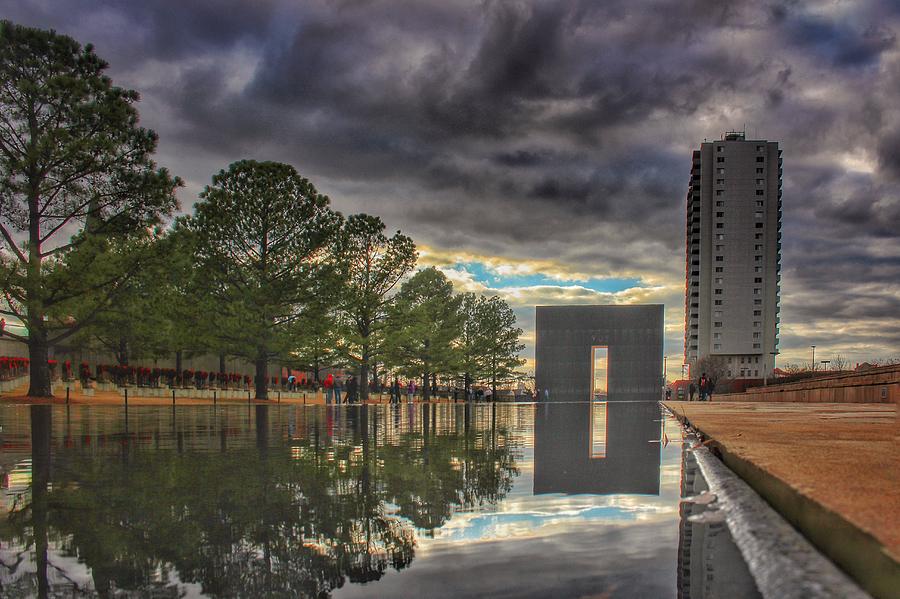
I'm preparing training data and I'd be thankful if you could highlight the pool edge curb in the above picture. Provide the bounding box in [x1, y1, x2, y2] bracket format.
[665, 405, 878, 599]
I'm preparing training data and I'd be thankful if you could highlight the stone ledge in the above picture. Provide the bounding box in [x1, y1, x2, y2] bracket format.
[665, 401, 899, 599]
[689, 441, 871, 599]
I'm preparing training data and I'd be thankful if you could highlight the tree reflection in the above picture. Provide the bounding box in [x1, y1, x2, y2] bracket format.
[0, 404, 518, 598]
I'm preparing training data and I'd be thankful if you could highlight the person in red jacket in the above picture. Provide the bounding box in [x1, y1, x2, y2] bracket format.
[324, 373, 335, 405]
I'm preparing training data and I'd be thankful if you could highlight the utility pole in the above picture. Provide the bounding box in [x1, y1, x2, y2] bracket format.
[810, 345, 816, 371]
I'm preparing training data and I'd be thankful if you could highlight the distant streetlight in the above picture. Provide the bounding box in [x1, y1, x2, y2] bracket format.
[821, 359, 830, 371]
[810, 345, 816, 371]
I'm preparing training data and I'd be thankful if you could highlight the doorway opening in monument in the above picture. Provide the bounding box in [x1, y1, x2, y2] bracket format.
[590, 346, 608, 458]
[591, 346, 608, 400]
[590, 401, 607, 458]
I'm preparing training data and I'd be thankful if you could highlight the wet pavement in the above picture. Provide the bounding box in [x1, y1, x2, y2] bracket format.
[0, 402, 761, 598]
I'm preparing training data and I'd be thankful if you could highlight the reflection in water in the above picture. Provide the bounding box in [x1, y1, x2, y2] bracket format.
[534, 401, 661, 495]
[0, 403, 760, 598]
[0, 404, 517, 598]
[678, 445, 763, 599]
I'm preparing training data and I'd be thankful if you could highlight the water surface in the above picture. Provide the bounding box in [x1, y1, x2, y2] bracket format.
[0, 402, 759, 598]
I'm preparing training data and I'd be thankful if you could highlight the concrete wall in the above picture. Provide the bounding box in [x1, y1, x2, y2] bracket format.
[535, 304, 664, 401]
[0, 338, 29, 358]
[714, 365, 900, 403]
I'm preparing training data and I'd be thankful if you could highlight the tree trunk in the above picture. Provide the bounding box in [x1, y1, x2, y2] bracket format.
[464, 372, 471, 402]
[27, 325, 52, 397]
[491, 359, 497, 400]
[219, 352, 226, 374]
[31, 406, 51, 598]
[117, 338, 128, 366]
[175, 350, 183, 374]
[371, 361, 380, 392]
[422, 371, 430, 402]
[360, 342, 370, 402]
[255, 353, 269, 400]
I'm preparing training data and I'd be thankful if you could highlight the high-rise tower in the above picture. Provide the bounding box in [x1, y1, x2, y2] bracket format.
[684, 132, 782, 379]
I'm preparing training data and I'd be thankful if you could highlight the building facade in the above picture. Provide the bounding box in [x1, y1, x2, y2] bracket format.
[684, 132, 782, 379]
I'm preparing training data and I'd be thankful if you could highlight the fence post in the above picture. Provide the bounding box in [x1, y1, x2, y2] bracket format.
[172, 389, 175, 406]
[124, 387, 128, 408]
[213, 390, 217, 405]
[66, 386, 70, 404]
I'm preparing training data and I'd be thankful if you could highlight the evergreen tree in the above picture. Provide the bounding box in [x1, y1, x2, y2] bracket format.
[473, 295, 525, 397]
[336, 214, 416, 400]
[64, 230, 179, 366]
[383, 268, 462, 401]
[0, 21, 180, 396]
[184, 160, 341, 399]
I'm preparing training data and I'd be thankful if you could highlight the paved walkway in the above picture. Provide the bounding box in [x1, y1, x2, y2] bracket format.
[664, 401, 898, 599]
[0, 382, 455, 406]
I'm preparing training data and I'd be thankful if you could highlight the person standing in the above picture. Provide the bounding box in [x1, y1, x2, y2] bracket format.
[347, 374, 358, 403]
[324, 373, 334, 405]
[688, 381, 696, 401]
[698, 373, 709, 401]
[392, 377, 401, 404]
[406, 380, 414, 402]
[334, 375, 344, 404]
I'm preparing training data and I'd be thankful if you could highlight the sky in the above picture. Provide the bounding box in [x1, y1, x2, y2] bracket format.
[4, 0, 899, 375]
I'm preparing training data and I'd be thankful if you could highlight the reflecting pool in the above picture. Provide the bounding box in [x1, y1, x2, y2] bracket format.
[0, 402, 760, 598]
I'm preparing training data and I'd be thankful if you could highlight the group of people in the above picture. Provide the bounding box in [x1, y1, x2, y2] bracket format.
[687, 372, 713, 401]
[322, 373, 360, 404]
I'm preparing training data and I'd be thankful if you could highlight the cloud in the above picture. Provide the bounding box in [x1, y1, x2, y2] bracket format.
[4, 0, 900, 366]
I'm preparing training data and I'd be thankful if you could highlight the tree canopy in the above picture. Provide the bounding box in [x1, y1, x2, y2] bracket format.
[0, 21, 180, 395]
[185, 160, 342, 399]
[383, 268, 463, 400]
[337, 214, 416, 400]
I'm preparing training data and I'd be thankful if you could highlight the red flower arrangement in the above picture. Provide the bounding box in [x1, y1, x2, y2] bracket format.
[0, 356, 30, 380]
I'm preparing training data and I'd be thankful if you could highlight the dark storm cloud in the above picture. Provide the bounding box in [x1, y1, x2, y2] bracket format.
[877, 127, 900, 180]
[779, 10, 896, 67]
[4, 0, 900, 361]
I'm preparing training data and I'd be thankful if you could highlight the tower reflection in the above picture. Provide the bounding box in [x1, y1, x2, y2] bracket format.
[533, 398, 661, 495]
